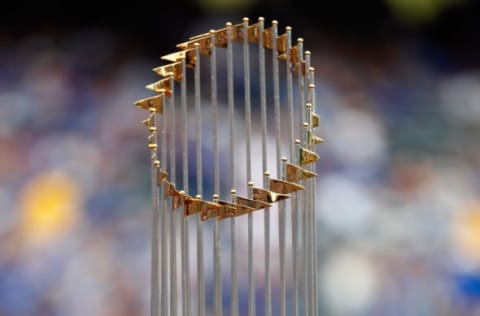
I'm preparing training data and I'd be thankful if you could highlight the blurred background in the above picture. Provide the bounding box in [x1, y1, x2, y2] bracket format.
[1, 0, 480, 315]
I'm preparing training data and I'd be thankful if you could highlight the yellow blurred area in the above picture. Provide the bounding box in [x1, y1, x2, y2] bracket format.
[18, 170, 82, 247]
[452, 203, 480, 265]
[385, 0, 466, 24]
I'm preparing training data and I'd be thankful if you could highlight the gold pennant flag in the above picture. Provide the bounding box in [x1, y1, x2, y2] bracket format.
[163, 181, 186, 209]
[286, 163, 317, 182]
[195, 35, 213, 55]
[277, 32, 287, 60]
[263, 25, 274, 49]
[157, 169, 168, 186]
[307, 130, 324, 147]
[172, 191, 186, 209]
[270, 178, 304, 194]
[163, 181, 173, 198]
[184, 197, 200, 216]
[247, 23, 259, 43]
[146, 78, 172, 97]
[215, 200, 255, 219]
[295, 60, 307, 75]
[163, 181, 177, 198]
[161, 49, 196, 68]
[252, 187, 289, 203]
[214, 204, 237, 220]
[172, 191, 186, 210]
[235, 195, 271, 210]
[200, 203, 237, 221]
[311, 112, 320, 128]
[213, 28, 228, 48]
[134, 95, 164, 114]
[230, 22, 245, 43]
[153, 62, 183, 82]
[200, 207, 219, 221]
[299, 147, 320, 165]
[290, 44, 299, 66]
[177, 35, 212, 55]
[192, 33, 212, 56]
[184, 198, 220, 217]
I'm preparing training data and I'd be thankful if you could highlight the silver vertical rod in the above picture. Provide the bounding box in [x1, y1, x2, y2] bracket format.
[150, 110, 160, 316]
[307, 63, 319, 316]
[242, 17, 255, 316]
[298, 40, 306, 137]
[169, 76, 178, 316]
[194, 43, 206, 316]
[294, 139, 303, 315]
[301, 54, 312, 316]
[302, 167, 311, 315]
[295, 38, 305, 316]
[210, 29, 223, 316]
[226, 22, 239, 316]
[284, 26, 299, 316]
[258, 17, 271, 316]
[180, 57, 191, 316]
[304, 51, 313, 316]
[264, 171, 272, 315]
[291, 189, 299, 316]
[286, 28, 294, 160]
[271, 20, 287, 316]
[161, 93, 170, 316]
[306, 136, 313, 316]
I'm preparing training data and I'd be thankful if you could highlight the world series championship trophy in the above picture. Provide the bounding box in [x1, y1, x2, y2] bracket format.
[134, 17, 323, 316]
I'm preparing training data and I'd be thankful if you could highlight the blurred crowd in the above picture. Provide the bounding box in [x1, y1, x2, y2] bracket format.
[1, 1, 480, 315]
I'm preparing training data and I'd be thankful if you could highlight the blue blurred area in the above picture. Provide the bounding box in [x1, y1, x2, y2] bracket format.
[1, 1, 480, 315]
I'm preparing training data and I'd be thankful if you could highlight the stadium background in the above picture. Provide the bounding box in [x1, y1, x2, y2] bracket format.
[1, 0, 480, 315]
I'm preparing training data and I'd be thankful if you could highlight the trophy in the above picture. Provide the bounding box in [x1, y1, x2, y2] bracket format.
[134, 16, 323, 316]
